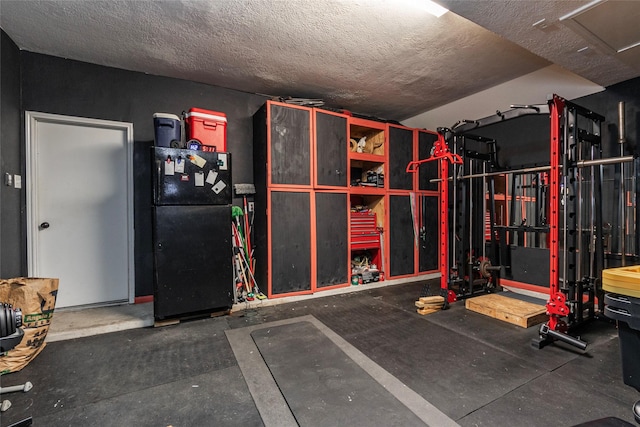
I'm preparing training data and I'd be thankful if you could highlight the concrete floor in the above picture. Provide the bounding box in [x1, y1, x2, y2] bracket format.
[46, 302, 154, 343]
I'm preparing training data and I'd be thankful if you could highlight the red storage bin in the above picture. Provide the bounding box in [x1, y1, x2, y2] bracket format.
[185, 108, 227, 152]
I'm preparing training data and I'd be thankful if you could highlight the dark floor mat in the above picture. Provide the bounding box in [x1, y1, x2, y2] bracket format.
[234, 285, 550, 421]
[23, 366, 264, 427]
[329, 313, 544, 420]
[8, 279, 631, 427]
[230, 282, 630, 423]
[553, 338, 639, 404]
[1, 317, 236, 424]
[250, 321, 427, 427]
[458, 354, 639, 427]
[425, 299, 619, 371]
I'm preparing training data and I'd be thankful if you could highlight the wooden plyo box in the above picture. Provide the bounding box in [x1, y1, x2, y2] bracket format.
[465, 293, 547, 328]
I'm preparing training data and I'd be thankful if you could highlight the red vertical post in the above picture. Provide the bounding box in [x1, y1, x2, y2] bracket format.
[439, 145, 449, 292]
[405, 132, 461, 295]
[547, 95, 569, 331]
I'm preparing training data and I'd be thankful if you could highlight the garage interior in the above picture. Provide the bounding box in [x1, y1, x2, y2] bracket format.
[1, 1, 640, 426]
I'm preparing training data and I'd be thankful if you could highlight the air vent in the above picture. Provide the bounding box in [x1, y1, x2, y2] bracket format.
[560, 0, 640, 54]
[560, 0, 640, 69]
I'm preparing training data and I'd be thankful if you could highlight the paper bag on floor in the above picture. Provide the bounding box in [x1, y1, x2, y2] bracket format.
[0, 277, 58, 327]
[0, 277, 59, 374]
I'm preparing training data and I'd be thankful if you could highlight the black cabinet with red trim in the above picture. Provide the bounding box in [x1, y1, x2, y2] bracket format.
[388, 126, 413, 191]
[268, 103, 311, 186]
[269, 191, 312, 294]
[315, 110, 348, 188]
[418, 194, 439, 273]
[385, 126, 440, 278]
[416, 130, 440, 273]
[418, 131, 439, 192]
[254, 101, 440, 298]
[388, 194, 415, 276]
[316, 192, 349, 288]
[254, 101, 349, 297]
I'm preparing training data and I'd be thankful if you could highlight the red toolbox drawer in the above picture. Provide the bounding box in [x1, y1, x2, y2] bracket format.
[350, 212, 380, 250]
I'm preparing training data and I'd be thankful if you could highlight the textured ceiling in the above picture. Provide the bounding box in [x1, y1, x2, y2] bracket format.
[439, 0, 640, 90]
[1, 0, 638, 121]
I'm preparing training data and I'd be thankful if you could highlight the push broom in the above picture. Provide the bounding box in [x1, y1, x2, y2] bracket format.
[234, 183, 255, 272]
[232, 221, 266, 300]
[231, 206, 265, 299]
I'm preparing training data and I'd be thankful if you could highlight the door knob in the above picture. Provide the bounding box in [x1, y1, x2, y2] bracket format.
[39, 222, 50, 229]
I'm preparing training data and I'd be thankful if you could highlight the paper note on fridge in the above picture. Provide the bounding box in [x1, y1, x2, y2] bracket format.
[174, 157, 185, 173]
[189, 154, 207, 168]
[195, 171, 205, 187]
[212, 180, 226, 194]
[218, 153, 228, 170]
[164, 160, 175, 176]
[206, 170, 218, 185]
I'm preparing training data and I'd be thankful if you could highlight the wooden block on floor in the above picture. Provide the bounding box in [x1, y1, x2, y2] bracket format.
[465, 293, 547, 328]
[419, 296, 445, 304]
[154, 309, 231, 327]
[415, 300, 444, 309]
[154, 318, 180, 328]
[210, 309, 231, 318]
[416, 307, 440, 316]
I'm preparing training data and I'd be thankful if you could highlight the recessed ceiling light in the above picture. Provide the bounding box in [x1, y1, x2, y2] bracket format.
[561, 0, 640, 55]
[559, 0, 602, 21]
[532, 18, 548, 29]
[389, 0, 449, 18]
[425, 0, 449, 18]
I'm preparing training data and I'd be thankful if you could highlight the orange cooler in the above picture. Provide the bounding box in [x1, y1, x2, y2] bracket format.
[185, 108, 227, 152]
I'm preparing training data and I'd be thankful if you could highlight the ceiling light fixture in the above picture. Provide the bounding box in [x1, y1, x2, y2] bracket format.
[424, 0, 449, 18]
[390, 0, 449, 18]
[559, 0, 602, 21]
[532, 18, 548, 29]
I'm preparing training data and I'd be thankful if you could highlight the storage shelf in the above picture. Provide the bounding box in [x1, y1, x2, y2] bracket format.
[349, 186, 385, 195]
[349, 120, 385, 157]
[349, 152, 385, 162]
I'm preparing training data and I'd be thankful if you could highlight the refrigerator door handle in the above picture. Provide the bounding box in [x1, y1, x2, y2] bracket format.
[155, 159, 162, 204]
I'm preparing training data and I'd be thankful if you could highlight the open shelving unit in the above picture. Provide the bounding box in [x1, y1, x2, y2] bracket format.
[348, 118, 387, 280]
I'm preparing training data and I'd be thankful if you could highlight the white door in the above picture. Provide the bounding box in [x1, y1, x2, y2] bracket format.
[26, 112, 134, 309]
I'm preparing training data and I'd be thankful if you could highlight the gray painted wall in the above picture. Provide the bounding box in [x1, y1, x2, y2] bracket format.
[574, 78, 639, 158]
[14, 45, 266, 296]
[0, 30, 25, 278]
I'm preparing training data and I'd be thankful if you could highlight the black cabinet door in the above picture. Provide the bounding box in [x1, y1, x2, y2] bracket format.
[419, 195, 439, 272]
[270, 104, 311, 186]
[315, 111, 347, 187]
[418, 131, 439, 191]
[153, 205, 233, 320]
[389, 194, 415, 277]
[388, 126, 414, 190]
[316, 192, 348, 287]
[270, 191, 311, 294]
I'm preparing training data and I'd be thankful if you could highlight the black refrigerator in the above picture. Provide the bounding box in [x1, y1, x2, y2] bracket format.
[152, 147, 233, 321]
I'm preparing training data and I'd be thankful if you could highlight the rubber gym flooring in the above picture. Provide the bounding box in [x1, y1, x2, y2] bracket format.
[2, 279, 638, 426]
